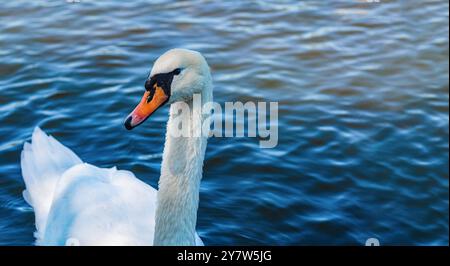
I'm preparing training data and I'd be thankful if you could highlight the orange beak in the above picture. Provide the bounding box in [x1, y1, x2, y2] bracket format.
[124, 84, 169, 130]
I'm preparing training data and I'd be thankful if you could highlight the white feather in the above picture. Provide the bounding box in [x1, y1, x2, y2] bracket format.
[21, 127, 203, 246]
[21, 127, 82, 242]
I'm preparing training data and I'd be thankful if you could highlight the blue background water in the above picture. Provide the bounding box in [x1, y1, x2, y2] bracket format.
[0, 0, 448, 245]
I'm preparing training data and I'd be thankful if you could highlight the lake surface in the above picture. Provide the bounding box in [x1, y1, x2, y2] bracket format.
[0, 0, 448, 245]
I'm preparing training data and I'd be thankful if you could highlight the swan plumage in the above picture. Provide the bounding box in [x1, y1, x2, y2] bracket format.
[21, 127, 203, 246]
[21, 48, 212, 246]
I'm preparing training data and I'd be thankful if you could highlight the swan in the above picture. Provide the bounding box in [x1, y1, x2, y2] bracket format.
[20, 48, 212, 246]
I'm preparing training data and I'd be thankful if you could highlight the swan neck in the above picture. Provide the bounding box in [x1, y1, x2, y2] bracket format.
[154, 88, 212, 246]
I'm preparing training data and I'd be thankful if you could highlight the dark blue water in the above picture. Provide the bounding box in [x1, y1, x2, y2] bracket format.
[0, 0, 448, 245]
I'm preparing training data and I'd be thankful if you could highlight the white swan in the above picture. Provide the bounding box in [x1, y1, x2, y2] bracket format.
[21, 49, 212, 246]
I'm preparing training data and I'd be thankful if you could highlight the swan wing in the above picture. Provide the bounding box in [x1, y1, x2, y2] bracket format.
[43, 163, 158, 245]
[21, 127, 82, 242]
[21, 127, 204, 246]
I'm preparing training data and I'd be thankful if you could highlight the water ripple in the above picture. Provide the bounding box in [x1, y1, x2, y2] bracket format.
[0, 0, 448, 245]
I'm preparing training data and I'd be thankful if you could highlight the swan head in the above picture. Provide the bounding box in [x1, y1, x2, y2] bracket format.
[124, 48, 211, 130]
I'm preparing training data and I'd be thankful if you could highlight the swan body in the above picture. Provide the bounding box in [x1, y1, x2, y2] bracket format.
[21, 49, 212, 246]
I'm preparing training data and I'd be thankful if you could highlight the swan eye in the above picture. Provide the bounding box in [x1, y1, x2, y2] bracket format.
[145, 79, 154, 91]
[173, 68, 182, 75]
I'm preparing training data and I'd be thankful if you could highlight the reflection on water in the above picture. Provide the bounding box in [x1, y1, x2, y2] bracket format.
[0, 0, 448, 245]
